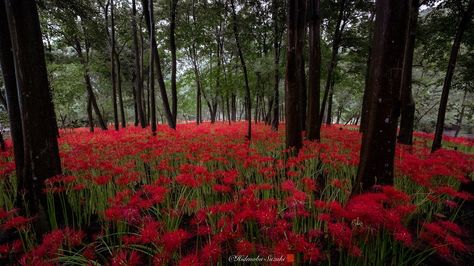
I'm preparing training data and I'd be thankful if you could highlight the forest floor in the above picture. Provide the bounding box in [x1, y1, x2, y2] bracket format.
[0, 122, 473, 265]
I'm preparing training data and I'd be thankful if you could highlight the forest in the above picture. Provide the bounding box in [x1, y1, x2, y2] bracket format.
[0, 0, 473, 265]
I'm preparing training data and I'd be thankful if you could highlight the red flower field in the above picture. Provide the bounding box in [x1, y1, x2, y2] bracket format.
[0, 122, 473, 265]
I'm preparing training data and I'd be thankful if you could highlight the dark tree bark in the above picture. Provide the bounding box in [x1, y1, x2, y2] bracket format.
[230, 0, 251, 140]
[299, 56, 307, 130]
[271, 0, 281, 131]
[149, 0, 157, 135]
[72, 28, 108, 130]
[326, 80, 334, 125]
[0, 1, 23, 170]
[307, 0, 321, 141]
[319, 0, 346, 127]
[285, 0, 306, 152]
[398, 0, 420, 145]
[432, 0, 474, 152]
[231, 93, 237, 121]
[455, 90, 468, 137]
[107, 0, 119, 131]
[132, 0, 146, 128]
[115, 51, 126, 128]
[141, 0, 175, 129]
[170, 0, 178, 125]
[0, 131, 4, 151]
[132, 72, 139, 126]
[190, 0, 202, 125]
[360, 9, 376, 134]
[5, 0, 64, 234]
[87, 95, 94, 132]
[353, 0, 409, 195]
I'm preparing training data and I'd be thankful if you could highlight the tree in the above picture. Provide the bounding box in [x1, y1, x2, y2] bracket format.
[170, 0, 179, 125]
[149, 0, 157, 135]
[307, 0, 321, 141]
[353, 0, 409, 194]
[4, 0, 63, 234]
[398, 0, 420, 145]
[271, 0, 283, 131]
[0, 2, 23, 158]
[132, 0, 146, 128]
[285, 0, 306, 152]
[431, 0, 474, 152]
[107, 0, 119, 130]
[142, 0, 175, 129]
[230, 0, 251, 140]
[319, 0, 348, 127]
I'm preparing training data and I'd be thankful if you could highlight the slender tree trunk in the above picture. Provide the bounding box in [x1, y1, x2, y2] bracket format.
[142, 0, 175, 129]
[5, 0, 64, 235]
[319, 0, 346, 127]
[398, 0, 419, 145]
[285, 0, 306, 152]
[132, 0, 146, 128]
[0, 131, 4, 151]
[149, 0, 157, 135]
[115, 52, 126, 128]
[353, 0, 409, 195]
[326, 80, 334, 125]
[0, 0, 24, 177]
[432, 0, 474, 152]
[170, 0, 178, 125]
[455, 90, 468, 137]
[132, 73, 139, 126]
[231, 93, 237, 121]
[74, 34, 107, 130]
[271, 0, 281, 131]
[109, 0, 119, 131]
[360, 9, 376, 134]
[87, 95, 94, 132]
[307, 0, 321, 141]
[299, 56, 307, 130]
[230, 0, 251, 140]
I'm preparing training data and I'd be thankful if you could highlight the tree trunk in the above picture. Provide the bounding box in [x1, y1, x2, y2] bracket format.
[319, 0, 346, 127]
[231, 93, 237, 121]
[132, 0, 146, 128]
[360, 9, 376, 134]
[230, 0, 251, 140]
[0, 0, 24, 180]
[190, 0, 202, 125]
[398, 0, 419, 145]
[431, 0, 474, 153]
[132, 73, 139, 126]
[149, 0, 157, 135]
[87, 95, 94, 132]
[352, 0, 409, 195]
[285, 0, 306, 152]
[109, 0, 119, 131]
[5, 0, 64, 235]
[271, 0, 281, 131]
[299, 56, 307, 130]
[142, 0, 175, 129]
[454, 90, 468, 137]
[115, 52, 126, 128]
[170, 0, 178, 125]
[326, 81, 334, 125]
[73, 34, 107, 130]
[307, 0, 321, 141]
[0, 131, 4, 151]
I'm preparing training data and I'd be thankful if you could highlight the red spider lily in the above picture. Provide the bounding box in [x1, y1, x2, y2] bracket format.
[110, 250, 142, 266]
[161, 229, 192, 252]
[2, 216, 31, 230]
